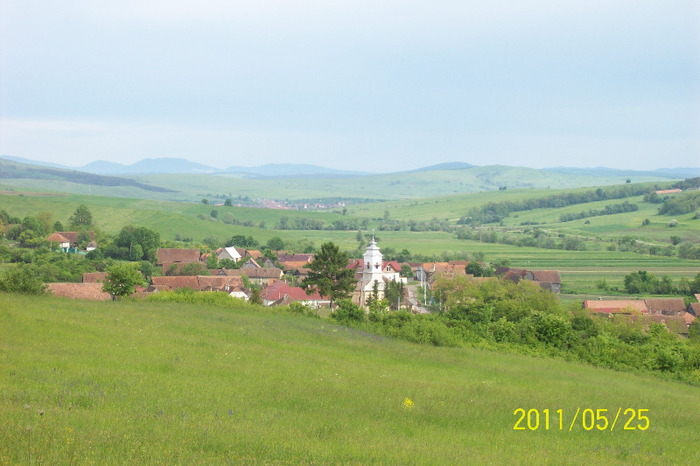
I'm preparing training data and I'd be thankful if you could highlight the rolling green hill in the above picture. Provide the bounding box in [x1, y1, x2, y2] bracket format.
[1, 158, 684, 203]
[1, 294, 698, 464]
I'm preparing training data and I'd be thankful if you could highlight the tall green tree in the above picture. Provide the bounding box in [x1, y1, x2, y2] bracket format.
[102, 263, 145, 300]
[302, 241, 356, 308]
[114, 226, 161, 262]
[68, 204, 93, 230]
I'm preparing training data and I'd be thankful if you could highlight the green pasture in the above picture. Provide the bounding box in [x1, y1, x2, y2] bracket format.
[1, 294, 698, 464]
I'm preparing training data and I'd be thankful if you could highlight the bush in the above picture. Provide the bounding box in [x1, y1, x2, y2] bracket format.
[0, 265, 46, 294]
[332, 299, 366, 323]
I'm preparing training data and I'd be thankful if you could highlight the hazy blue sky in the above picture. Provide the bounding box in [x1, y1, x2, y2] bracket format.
[1, 1, 698, 172]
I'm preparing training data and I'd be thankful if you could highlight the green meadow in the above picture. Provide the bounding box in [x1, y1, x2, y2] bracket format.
[1, 294, 699, 464]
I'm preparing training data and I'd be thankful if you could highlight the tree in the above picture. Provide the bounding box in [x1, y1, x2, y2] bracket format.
[180, 262, 209, 276]
[400, 265, 413, 279]
[301, 241, 356, 308]
[68, 204, 93, 230]
[249, 287, 263, 305]
[206, 253, 219, 269]
[266, 236, 285, 251]
[102, 263, 145, 300]
[385, 280, 405, 310]
[465, 262, 485, 277]
[114, 226, 160, 262]
[224, 198, 233, 207]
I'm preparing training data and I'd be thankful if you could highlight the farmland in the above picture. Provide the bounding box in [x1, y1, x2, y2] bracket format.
[2, 294, 699, 464]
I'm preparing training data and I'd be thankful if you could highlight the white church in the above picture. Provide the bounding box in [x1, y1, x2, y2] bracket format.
[350, 236, 407, 307]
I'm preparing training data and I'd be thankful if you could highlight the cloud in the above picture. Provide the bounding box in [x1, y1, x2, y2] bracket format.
[1, 1, 698, 169]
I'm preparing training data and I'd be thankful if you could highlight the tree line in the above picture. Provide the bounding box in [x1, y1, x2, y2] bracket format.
[458, 185, 652, 225]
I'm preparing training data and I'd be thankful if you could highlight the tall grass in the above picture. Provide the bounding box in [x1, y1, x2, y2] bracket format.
[1, 294, 698, 464]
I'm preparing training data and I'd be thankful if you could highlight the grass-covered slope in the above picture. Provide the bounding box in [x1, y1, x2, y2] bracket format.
[1, 157, 679, 202]
[1, 294, 698, 464]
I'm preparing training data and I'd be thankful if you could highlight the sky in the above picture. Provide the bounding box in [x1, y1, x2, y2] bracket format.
[1, 0, 698, 172]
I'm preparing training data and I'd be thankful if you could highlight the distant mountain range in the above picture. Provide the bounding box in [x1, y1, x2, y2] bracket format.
[2, 155, 698, 179]
[0, 156, 368, 178]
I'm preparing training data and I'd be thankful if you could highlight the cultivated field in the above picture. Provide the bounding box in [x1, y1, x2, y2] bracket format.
[1, 294, 698, 464]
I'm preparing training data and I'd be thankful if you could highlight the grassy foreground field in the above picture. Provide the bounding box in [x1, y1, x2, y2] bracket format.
[1, 294, 699, 464]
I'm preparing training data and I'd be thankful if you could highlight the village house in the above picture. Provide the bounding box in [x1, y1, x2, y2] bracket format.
[261, 281, 329, 308]
[583, 297, 695, 336]
[156, 248, 201, 274]
[688, 295, 700, 317]
[149, 275, 244, 294]
[415, 261, 468, 285]
[216, 247, 242, 262]
[47, 231, 96, 253]
[219, 267, 283, 286]
[499, 268, 562, 293]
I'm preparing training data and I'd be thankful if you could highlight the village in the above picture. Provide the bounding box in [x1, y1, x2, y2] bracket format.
[43, 230, 699, 338]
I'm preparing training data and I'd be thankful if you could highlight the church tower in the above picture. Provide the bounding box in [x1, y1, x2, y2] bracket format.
[360, 234, 385, 304]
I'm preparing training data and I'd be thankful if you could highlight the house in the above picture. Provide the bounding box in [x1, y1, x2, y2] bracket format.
[47, 232, 71, 250]
[281, 261, 314, 273]
[415, 262, 467, 284]
[149, 275, 244, 293]
[645, 298, 688, 316]
[156, 248, 201, 274]
[583, 298, 696, 334]
[220, 267, 283, 286]
[47, 231, 96, 252]
[642, 315, 691, 336]
[688, 295, 700, 317]
[499, 268, 562, 293]
[240, 258, 262, 270]
[261, 281, 329, 308]
[530, 271, 562, 293]
[277, 253, 314, 264]
[261, 258, 277, 269]
[151, 276, 200, 291]
[216, 247, 242, 262]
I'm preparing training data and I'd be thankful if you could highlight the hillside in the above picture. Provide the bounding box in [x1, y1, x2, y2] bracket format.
[0, 159, 174, 193]
[1, 294, 698, 464]
[1, 157, 689, 203]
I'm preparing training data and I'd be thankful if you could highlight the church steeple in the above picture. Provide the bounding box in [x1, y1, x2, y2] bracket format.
[363, 234, 383, 281]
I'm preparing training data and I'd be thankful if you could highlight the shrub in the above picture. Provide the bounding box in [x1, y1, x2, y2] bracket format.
[332, 299, 366, 324]
[0, 265, 46, 294]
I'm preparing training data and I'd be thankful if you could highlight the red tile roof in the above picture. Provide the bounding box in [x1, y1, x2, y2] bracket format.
[151, 276, 200, 290]
[645, 298, 687, 315]
[261, 281, 326, 302]
[583, 300, 649, 314]
[531, 270, 562, 284]
[156, 248, 200, 264]
[82, 272, 108, 283]
[46, 283, 111, 301]
[47, 232, 70, 243]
